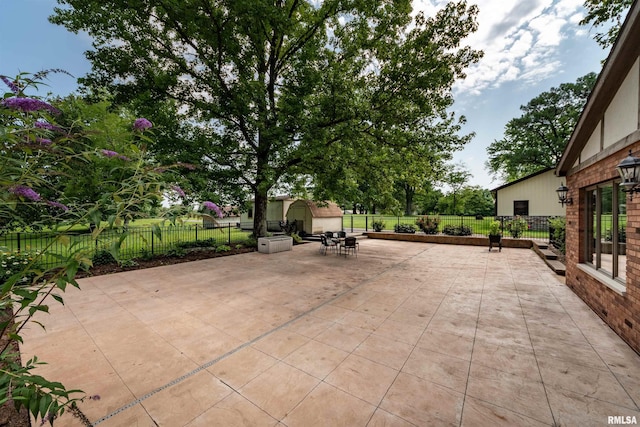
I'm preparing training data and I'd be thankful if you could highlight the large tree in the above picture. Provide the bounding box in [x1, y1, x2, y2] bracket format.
[486, 72, 597, 182]
[580, 0, 633, 49]
[52, 0, 482, 236]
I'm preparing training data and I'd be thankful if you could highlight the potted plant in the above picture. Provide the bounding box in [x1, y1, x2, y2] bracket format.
[488, 220, 502, 251]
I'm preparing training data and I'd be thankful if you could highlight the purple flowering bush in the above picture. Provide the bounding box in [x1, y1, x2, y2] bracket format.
[0, 72, 199, 424]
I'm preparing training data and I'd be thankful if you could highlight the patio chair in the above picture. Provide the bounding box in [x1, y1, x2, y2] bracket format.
[320, 234, 337, 255]
[341, 236, 358, 257]
[325, 231, 334, 238]
[337, 231, 346, 238]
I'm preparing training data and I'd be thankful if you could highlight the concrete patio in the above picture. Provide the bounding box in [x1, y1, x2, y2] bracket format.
[21, 239, 640, 426]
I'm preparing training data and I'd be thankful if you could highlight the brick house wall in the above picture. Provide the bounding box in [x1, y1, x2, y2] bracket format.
[565, 141, 640, 354]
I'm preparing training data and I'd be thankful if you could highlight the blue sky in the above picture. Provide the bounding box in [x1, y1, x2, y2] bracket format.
[1, 0, 609, 190]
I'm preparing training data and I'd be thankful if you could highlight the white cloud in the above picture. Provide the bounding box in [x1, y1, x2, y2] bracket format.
[412, 0, 587, 96]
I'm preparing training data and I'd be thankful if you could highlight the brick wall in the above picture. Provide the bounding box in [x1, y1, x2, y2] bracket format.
[566, 142, 640, 354]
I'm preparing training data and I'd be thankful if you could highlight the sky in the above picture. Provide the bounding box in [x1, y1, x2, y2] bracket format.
[1, 0, 610, 191]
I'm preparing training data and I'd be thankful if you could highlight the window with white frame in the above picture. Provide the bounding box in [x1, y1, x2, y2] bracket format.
[585, 181, 626, 283]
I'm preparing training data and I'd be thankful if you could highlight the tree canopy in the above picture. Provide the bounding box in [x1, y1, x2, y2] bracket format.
[580, 0, 633, 49]
[486, 72, 597, 182]
[52, 0, 482, 236]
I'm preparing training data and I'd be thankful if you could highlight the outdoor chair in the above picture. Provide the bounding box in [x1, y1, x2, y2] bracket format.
[337, 231, 346, 238]
[341, 236, 358, 257]
[320, 234, 337, 255]
[325, 231, 334, 238]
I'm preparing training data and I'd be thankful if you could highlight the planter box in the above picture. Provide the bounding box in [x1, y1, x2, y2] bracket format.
[258, 236, 293, 254]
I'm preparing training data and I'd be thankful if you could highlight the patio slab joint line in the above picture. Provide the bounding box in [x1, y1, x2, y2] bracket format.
[91, 245, 432, 426]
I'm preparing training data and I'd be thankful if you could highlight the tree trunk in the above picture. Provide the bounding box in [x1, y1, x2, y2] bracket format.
[253, 190, 268, 238]
[405, 185, 415, 216]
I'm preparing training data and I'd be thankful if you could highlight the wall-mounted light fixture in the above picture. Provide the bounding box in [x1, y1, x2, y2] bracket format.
[616, 149, 640, 199]
[556, 183, 572, 207]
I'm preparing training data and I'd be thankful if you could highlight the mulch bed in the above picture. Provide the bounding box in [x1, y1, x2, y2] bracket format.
[75, 246, 256, 278]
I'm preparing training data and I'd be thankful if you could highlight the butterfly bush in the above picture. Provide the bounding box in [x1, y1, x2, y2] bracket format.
[203, 201, 224, 218]
[133, 117, 152, 131]
[0, 72, 199, 425]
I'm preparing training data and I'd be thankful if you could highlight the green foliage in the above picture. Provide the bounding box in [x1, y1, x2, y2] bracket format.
[91, 249, 116, 266]
[394, 224, 417, 234]
[506, 216, 529, 238]
[416, 216, 440, 234]
[0, 250, 42, 286]
[548, 217, 566, 254]
[580, 0, 633, 48]
[166, 247, 186, 258]
[442, 224, 473, 236]
[0, 71, 207, 424]
[372, 220, 386, 232]
[290, 233, 302, 244]
[215, 245, 231, 253]
[488, 221, 502, 236]
[52, 0, 483, 237]
[486, 73, 597, 182]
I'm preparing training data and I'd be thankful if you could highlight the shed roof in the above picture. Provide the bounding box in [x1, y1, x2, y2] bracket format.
[292, 200, 343, 218]
[557, 1, 640, 175]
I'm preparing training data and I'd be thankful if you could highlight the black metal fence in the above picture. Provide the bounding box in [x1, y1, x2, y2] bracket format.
[0, 224, 251, 269]
[342, 215, 555, 240]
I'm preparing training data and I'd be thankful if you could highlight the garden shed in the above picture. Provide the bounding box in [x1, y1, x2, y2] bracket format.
[286, 200, 343, 235]
[239, 196, 295, 231]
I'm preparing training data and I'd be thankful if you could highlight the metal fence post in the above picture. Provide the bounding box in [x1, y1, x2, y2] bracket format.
[151, 229, 154, 255]
[365, 216, 368, 231]
[195, 225, 198, 242]
[351, 216, 354, 233]
[16, 232, 21, 252]
[228, 223, 231, 244]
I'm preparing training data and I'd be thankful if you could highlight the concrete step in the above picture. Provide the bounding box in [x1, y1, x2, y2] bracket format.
[545, 259, 566, 276]
[533, 242, 548, 250]
[539, 249, 558, 260]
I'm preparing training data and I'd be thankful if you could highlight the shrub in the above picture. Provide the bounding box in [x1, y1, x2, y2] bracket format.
[394, 224, 417, 233]
[91, 249, 116, 266]
[215, 245, 231, 253]
[0, 250, 42, 286]
[372, 219, 386, 232]
[416, 216, 440, 234]
[506, 216, 528, 238]
[549, 217, 566, 254]
[442, 225, 473, 236]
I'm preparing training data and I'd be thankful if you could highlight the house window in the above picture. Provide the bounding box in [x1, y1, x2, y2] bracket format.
[585, 181, 626, 283]
[514, 200, 529, 216]
[248, 208, 253, 218]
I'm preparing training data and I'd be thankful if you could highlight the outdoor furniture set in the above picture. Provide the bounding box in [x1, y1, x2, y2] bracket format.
[319, 231, 358, 257]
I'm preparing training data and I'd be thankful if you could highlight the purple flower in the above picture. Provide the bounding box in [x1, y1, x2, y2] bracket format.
[202, 201, 223, 218]
[46, 200, 69, 211]
[100, 149, 130, 161]
[34, 121, 61, 132]
[1, 97, 60, 114]
[133, 118, 152, 131]
[101, 149, 119, 158]
[1, 76, 19, 94]
[9, 185, 41, 201]
[171, 185, 186, 198]
[177, 162, 196, 170]
[36, 137, 53, 145]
